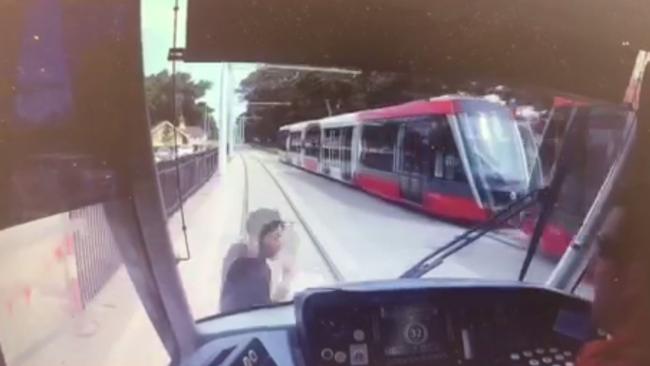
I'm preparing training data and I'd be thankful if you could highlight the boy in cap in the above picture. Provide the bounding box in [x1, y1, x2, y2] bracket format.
[220, 208, 291, 313]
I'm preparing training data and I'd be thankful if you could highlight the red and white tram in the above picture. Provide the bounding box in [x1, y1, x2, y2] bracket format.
[278, 96, 535, 222]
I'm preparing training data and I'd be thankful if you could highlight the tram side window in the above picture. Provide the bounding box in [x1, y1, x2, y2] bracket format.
[323, 131, 330, 161]
[277, 130, 289, 151]
[361, 123, 398, 172]
[554, 107, 627, 224]
[332, 128, 341, 160]
[539, 107, 572, 183]
[289, 132, 302, 152]
[429, 117, 467, 182]
[305, 125, 321, 157]
[332, 129, 340, 160]
[323, 128, 341, 163]
[401, 120, 430, 173]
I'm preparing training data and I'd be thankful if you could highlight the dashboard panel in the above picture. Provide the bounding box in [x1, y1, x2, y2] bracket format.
[189, 281, 597, 366]
[296, 285, 596, 366]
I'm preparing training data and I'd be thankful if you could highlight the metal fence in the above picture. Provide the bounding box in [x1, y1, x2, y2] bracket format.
[70, 205, 122, 307]
[157, 149, 219, 215]
[71, 149, 218, 308]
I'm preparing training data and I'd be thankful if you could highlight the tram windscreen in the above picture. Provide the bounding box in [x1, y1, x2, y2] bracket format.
[457, 106, 531, 196]
[137, 58, 635, 323]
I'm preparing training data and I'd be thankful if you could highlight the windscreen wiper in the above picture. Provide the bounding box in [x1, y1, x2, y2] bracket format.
[518, 107, 585, 280]
[400, 188, 542, 278]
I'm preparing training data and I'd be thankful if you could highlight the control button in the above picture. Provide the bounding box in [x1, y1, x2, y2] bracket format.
[334, 351, 347, 364]
[404, 322, 428, 345]
[536, 348, 545, 354]
[523, 350, 534, 358]
[248, 350, 258, 363]
[563, 351, 572, 357]
[353, 329, 366, 342]
[554, 354, 565, 361]
[565, 362, 574, 366]
[510, 353, 521, 361]
[549, 348, 559, 353]
[349, 344, 369, 366]
[530, 359, 540, 366]
[542, 356, 553, 364]
[321, 348, 334, 361]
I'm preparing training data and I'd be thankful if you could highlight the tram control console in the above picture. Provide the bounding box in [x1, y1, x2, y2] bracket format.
[296, 284, 597, 366]
[194, 282, 598, 366]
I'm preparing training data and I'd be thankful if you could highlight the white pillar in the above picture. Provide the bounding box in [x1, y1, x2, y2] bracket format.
[241, 117, 246, 144]
[218, 63, 228, 173]
[227, 63, 236, 155]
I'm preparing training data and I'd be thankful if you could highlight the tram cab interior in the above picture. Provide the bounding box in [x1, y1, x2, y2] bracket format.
[2, 1, 650, 366]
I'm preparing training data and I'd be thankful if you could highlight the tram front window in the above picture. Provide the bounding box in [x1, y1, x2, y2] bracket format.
[147, 60, 636, 320]
[457, 106, 532, 203]
[122, 1, 646, 332]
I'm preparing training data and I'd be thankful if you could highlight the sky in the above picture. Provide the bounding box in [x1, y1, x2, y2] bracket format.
[140, 0, 254, 122]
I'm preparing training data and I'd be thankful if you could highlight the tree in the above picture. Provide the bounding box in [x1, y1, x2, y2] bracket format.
[238, 68, 360, 141]
[237, 67, 456, 141]
[144, 70, 214, 127]
[237, 66, 554, 143]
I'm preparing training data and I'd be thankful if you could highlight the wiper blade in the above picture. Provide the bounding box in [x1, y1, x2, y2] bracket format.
[400, 189, 542, 278]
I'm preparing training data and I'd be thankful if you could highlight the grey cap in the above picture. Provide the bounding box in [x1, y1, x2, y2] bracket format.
[246, 208, 282, 241]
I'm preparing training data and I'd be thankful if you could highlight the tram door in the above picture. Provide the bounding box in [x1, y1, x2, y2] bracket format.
[341, 127, 353, 181]
[398, 120, 430, 203]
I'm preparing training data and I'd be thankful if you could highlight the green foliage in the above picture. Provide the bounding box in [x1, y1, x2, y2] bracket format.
[237, 67, 455, 141]
[145, 70, 214, 127]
